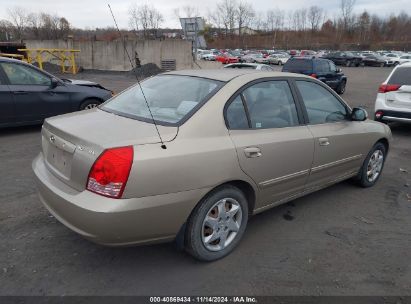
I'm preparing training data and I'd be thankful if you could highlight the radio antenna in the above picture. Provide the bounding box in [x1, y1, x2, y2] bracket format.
[108, 4, 167, 149]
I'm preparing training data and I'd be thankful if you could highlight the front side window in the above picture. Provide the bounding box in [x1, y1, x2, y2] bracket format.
[296, 81, 348, 124]
[329, 62, 337, 72]
[102, 75, 223, 125]
[315, 61, 329, 73]
[0, 62, 51, 86]
[241, 80, 299, 129]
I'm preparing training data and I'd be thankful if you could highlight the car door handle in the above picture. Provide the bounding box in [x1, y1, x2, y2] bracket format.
[13, 91, 28, 95]
[244, 147, 262, 158]
[319, 138, 330, 146]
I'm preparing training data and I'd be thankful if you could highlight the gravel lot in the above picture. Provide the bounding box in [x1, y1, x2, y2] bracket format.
[1, 66, 411, 296]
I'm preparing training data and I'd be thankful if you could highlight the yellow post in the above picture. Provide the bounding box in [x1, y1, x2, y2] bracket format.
[36, 51, 43, 70]
[70, 51, 77, 75]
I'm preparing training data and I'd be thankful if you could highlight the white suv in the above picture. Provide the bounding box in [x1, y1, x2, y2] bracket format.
[375, 62, 411, 124]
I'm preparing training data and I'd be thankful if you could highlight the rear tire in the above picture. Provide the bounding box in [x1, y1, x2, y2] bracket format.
[185, 185, 248, 261]
[278, 61, 282, 66]
[353, 143, 386, 188]
[79, 98, 101, 110]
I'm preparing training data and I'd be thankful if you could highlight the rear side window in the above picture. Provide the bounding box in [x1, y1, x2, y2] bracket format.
[283, 59, 312, 72]
[226, 80, 299, 130]
[388, 67, 411, 86]
[296, 81, 348, 124]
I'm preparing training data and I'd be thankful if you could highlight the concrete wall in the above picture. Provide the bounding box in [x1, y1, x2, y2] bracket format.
[24, 39, 194, 71]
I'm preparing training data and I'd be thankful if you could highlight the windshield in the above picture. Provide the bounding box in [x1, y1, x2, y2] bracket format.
[102, 75, 223, 125]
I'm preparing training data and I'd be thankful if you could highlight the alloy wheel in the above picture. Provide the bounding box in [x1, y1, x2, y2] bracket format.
[366, 150, 384, 183]
[84, 103, 99, 109]
[201, 198, 243, 252]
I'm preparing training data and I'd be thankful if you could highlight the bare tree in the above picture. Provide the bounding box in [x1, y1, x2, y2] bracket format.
[216, 0, 237, 36]
[0, 19, 14, 40]
[59, 17, 70, 38]
[236, 1, 254, 36]
[307, 6, 323, 32]
[340, 0, 356, 32]
[27, 12, 40, 38]
[252, 11, 265, 31]
[129, 4, 163, 38]
[7, 6, 28, 39]
[266, 9, 284, 46]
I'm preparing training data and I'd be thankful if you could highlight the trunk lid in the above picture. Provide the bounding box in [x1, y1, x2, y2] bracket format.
[41, 108, 177, 191]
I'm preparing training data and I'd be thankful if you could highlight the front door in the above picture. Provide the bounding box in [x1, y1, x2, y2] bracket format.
[0, 61, 71, 123]
[225, 79, 314, 208]
[294, 80, 369, 190]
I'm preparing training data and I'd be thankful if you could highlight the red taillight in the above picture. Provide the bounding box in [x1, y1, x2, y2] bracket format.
[309, 73, 317, 78]
[375, 111, 384, 119]
[87, 146, 133, 199]
[378, 84, 401, 93]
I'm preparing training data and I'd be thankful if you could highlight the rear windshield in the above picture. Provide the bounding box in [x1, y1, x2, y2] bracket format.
[388, 67, 411, 86]
[283, 59, 312, 72]
[101, 75, 223, 125]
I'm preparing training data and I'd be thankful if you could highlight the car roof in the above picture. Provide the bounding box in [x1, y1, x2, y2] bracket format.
[164, 69, 310, 82]
[225, 63, 264, 67]
[0, 56, 26, 63]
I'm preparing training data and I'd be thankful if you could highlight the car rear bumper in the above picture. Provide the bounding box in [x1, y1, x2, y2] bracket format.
[32, 153, 210, 246]
[375, 109, 411, 124]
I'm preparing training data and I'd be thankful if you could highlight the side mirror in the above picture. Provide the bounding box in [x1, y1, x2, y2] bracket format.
[50, 78, 59, 89]
[351, 107, 368, 121]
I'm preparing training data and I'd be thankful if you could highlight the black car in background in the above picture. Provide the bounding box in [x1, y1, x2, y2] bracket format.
[282, 57, 347, 94]
[0, 57, 112, 128]
[323, 51, 363, 67]
[362, 55, 387, 67]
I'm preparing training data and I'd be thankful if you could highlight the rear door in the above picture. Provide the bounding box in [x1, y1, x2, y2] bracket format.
[386, 66, 411, 109]
[294, 80, 368, 190]
[0, 66, 14, 125]
[0, 61, 71, 123]
[225, 79, 314, 208]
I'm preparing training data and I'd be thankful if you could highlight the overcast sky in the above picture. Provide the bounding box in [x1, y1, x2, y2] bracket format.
[0, 0, 410, 29]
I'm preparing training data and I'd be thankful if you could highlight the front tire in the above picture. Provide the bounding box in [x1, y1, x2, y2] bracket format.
[185, 185, 248, 261]
[79, 98, 101, 110]
[354, 143, 386, 188]
[335, 80, 346, 95]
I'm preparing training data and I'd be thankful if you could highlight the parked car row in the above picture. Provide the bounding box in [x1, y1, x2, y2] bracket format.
[197, 48, 411, 68]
